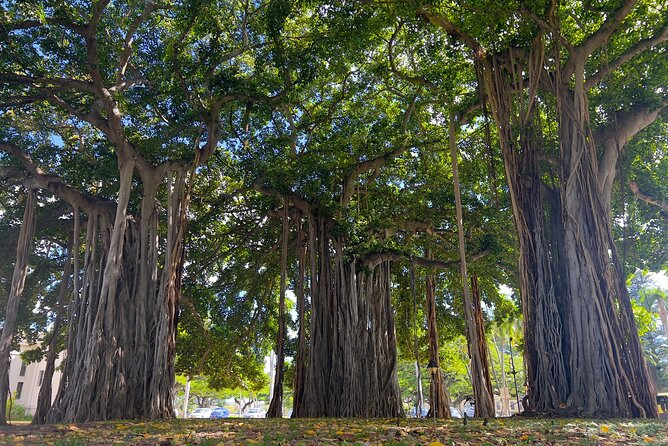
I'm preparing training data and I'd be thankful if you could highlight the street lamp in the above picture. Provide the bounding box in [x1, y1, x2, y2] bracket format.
[427, 359, 439, 419]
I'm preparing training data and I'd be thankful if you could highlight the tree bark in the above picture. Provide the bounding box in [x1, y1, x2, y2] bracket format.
[424, 249, 451, 419]
[296, 214, 403, 417]
[657, 298, 668, 340]
[480, 46, 657, 417]
[32, 228, 74, 425]
[267, 199, 289, 418]
[291, 217, 308, 417]
[45, 165, 193, 422]
[0, 189, 37, 425]
[449, 111, 495, 418]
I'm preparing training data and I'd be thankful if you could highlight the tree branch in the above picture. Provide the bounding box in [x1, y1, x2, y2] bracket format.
[596, 98, 668, 200]
[585, 23, 668, 89]
[581, 0, 638, 56]
[519, 6, 573, 51]
[388, 22, 441, 92]
[116, 4, 159, 86]
[0, 142, 113, 214]
[340, 97, 417, 206]
[252, 183, 311, 213]
[0, 73, 97, 94]
[417, 7, 483, 55]
[629, 182, 668, 223]
[364, 247, 490, 271]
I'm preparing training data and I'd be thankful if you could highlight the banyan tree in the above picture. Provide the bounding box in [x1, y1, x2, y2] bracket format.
[0, 0, 287, 422]
[419, 0, 667, 417]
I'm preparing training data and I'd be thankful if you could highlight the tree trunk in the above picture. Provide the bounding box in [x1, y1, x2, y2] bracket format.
[469, 273, 495, 416]
[492, 331, 510, 416]
[46, 165, 192, 422]
[296, 214, 403, 417]
[183, 377, 191, 419]
[449, 112, 495, 418]
[480, 49, 657, 417]
[32, 228, 74, 425]
[267, 199, 289, 418]
[409, 263, 424, 417]
[424, 250, 451, 419]
[657, 298, 668, 338]
[291, 218, 308, 417]
[0, 189, 37, 425]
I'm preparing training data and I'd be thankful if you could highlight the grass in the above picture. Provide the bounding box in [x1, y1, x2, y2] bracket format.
[0, 417, 666, 445]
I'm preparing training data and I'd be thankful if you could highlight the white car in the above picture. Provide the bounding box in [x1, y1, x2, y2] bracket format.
[242, 407, 266, 418]
[190, 407, 212, 418]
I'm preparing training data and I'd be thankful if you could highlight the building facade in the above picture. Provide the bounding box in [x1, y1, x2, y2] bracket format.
[8, 343, 63, 416]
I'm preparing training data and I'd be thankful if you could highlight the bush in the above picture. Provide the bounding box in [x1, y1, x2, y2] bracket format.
[5, 398, 32, 422]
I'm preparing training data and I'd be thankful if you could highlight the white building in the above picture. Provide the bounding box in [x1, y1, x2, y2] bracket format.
[8, 342, 64, 416]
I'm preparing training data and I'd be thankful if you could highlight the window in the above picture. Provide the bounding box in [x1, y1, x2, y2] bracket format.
[19, 361, 26, 377]
[38, 370, 45, 386]
[15, 382, 23, 400]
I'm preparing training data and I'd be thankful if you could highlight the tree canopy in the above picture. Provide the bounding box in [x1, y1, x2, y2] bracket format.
[0, 0, 666, 422]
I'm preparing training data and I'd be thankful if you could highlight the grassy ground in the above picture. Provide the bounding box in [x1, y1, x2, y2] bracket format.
[0, 417, 666, 445]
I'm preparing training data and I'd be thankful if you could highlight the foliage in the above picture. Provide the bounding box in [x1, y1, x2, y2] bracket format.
[0, 0, 666, 421]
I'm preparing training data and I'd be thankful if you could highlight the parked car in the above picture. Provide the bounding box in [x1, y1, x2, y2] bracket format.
[210, 407, 230, 418]
[449, 406, 462, 418]
[190, 407, 212, 418]
[242, 407, 266, 418]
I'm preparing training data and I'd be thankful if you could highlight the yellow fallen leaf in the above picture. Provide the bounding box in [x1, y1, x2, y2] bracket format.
[600, 425, 610, 433]
[306, 430, 317, 435]
[428, 441, 446, 446]
[519, 434, 529, 441]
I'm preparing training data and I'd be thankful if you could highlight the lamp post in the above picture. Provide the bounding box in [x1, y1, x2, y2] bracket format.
[508, 337, 521, 413]
[427, 359, 439, 419]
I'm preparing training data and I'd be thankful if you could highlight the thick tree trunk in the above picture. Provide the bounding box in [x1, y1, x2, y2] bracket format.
[268, 199, 289, 418]
[481, 51, 657, 417]
[46, 166, 191, 422]
[296, 214, 403, 417]
[449, 113, 495, 418]
[0, 189, 37, 425]
[32, 229, 74, 425]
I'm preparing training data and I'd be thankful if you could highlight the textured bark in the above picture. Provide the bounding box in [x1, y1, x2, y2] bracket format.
[291, 219, 308, 417]
[295, 214, 403, 418]
[469, 273, 494, 416]
[267, 199, 289, 418]
[32, 229, 74, 424]
[43, 165, 192, 423]
[480, 45, 657, 417]
[424, 251, 450, 419]
[409, 264, 424, 417]
[449, 113, 495, 418]
[0, 189, 37, 425]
